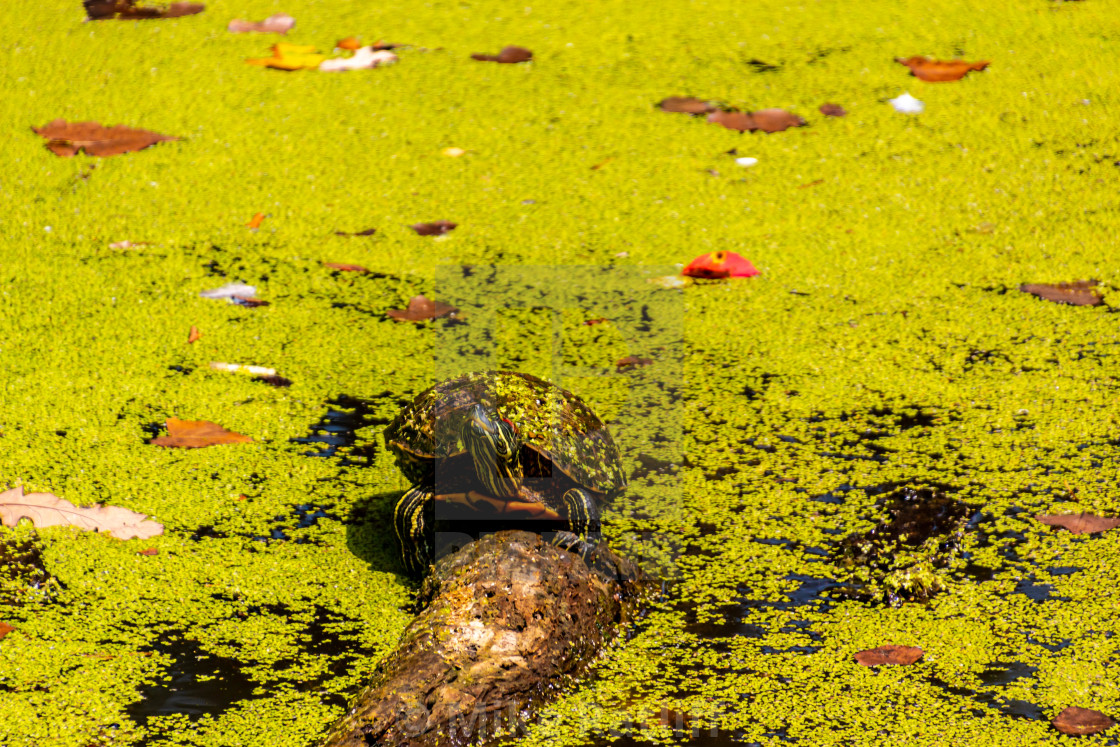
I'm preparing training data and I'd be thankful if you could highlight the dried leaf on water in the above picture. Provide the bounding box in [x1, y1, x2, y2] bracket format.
[819, 103, 847, 116]
[336, 37, 362, 50]
[0, 622, 13, 641]
[333, 228, 377, 237]
[246, 212, 267, 229]
[323, 262, 370, 272]
[1053, 706, 1115, 736]
[683, 250, 759, 279]
[0, 487, 163, 540]
[1036, 513, 1120, 534]
[386, 295, 458, 321]
[150, 418, 253, 448]
[227, 13, 294, 34]
[33, 120, 178, 157]
[246, 43, 326, 71]
[707, 109, 806, 133]
[320, 48, 398, 72]
[616, 356, 653, 368]
[1019, 281, 1102, 306]
[471, 46, 532, 63]
[410, 220, 457, 236]
[854, 645, 924, 666]
[658, 97, 717, 114]
[895, 56, 989, 82]
[84, 0, 203, 20]
[187, 325, 201, 344]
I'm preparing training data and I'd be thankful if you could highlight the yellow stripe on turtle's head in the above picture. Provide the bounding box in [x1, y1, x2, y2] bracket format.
[463, 404, 523, 498]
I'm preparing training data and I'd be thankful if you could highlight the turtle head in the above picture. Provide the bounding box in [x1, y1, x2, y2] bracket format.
[463, 404, 522, 498]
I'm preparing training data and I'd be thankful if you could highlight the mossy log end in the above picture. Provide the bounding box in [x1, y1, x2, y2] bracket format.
[322, 530, 648, 747]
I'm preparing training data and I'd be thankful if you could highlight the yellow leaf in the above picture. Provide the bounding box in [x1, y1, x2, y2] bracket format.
[246, 43, 325, 70]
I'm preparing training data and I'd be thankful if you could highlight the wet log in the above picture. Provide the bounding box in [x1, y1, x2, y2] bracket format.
[322, 530, 648, 747]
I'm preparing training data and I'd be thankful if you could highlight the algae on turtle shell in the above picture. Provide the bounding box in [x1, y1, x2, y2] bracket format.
[321, 530, 649, 747]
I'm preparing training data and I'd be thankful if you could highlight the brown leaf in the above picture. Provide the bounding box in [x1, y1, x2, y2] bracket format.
[707, 108, 806, 133]
[336, 37, 362, 50]
[254, 374, 293, 387]
[0, 622, 13, 641]
[895, 56, 990, 82]
[232, 297, 269, 308]
[616, 356, 653, 368]
[1054, 706, 1115, 736]
[386, 295, 458, 322]
[1036, 513, 1120, 535]
[187, 325, 201, 344]
[471, 46, 533, 63]
[227, 13, 294, 34]
[323, 262, 370, 272]
[658, 97, 716, 114]
[32, 120, 178, 157]
[150, 418, 253, 448]
[1019, 281, 1102, 306]
[333, 228, 377, 237]
[819, 103, 847, 116]
[0, 486, 164, 540]
[138, 548, 159, 556]
[854, 645, 924, 666]
[410, 220, 457, 236]
[85, 0, 204, 19]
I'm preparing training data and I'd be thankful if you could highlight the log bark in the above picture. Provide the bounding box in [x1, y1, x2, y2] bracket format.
[322, 530, 648, 747]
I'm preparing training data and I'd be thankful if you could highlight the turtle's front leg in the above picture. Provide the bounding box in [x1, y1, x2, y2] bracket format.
[552, 487, 601, 559]
[393, 486, 434, 577]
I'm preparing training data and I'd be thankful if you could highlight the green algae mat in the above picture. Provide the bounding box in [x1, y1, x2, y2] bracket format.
[4, 0, 1120, 744]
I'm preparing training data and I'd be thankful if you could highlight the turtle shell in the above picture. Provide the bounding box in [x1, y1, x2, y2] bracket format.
[384, 371, 626, 497]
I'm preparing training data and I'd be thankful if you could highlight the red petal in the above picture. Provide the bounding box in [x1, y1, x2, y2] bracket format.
[683, 251, 759, 279]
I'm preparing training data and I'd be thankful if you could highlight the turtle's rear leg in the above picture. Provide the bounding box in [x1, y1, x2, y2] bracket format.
[393, 486, 434, 577]
[552, 487, 601, 560]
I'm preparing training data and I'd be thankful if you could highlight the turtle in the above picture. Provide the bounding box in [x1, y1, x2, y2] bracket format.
[384, 371, 627, 576]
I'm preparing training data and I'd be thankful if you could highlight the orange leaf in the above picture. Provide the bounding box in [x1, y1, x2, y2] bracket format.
[683, 250, 759, 279]
[0, 621, 13, 641]
[707, 109, 806, 133]
[1053, 707, 1115, 736]
[854, 645, 924, 666]
[1036, 513, 1120, 535]
[187, 325, 202, 344]
[386, 295, 458, 322]
[410, 220, 457, 236]
[658, 97, 717, 114]
[617, 356, 653, 368]
[1019, 281, 1102, 307]
[895, 56, 989, 82]
[138, 548, 159, 556]
[32, 120, 178, 157]
[471, 46, 532, 63]
[150, 418, 252, 448]
[323, 262, 369, 273]
[337, 36, 362, 50]
[246, 212, 266, 229]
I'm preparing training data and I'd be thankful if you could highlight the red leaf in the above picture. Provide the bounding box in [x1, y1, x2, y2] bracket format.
[323, 262, 370, 273]
[683, 251, 759, 279]
[471, 46, 533, 63]
[616, 356, 653, 368]
[1019, 281, 1102, 306]
[32, 120, 178, 157]
[150, 419, 253, 448]
[138, 548, 159, 556]
[386, 295, 458, 322]
[819, 103, 847, 116]
[410, 221, 457, 236]
[0, 622, 13, 641]
[895, 56, 989, 82]
[854, 645, 924, 666]
[1053, 707, 1115, 736]
[187, 325, 202, 344]
[1036, 513, 1120, 535]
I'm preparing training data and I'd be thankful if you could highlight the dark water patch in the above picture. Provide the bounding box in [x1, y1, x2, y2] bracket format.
[926, 673, 1046, 722]
[291, 606, 385, 708]
[0, 532, 54, 604]
[189, 525, 229, 541]
[1027, 634, 1071, 652]
[294, 393, 400, 462]
[1014, 576, 1055, 602]
[745, 58, 782, 73]
[631, 453, 680, 480]
[125, 636, 257, 726]
[980, 661, 1037, 687]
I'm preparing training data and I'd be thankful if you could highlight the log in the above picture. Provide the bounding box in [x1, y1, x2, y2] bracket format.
[322, 530, 648, 746]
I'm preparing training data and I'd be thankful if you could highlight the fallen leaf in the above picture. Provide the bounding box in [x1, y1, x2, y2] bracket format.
[658, 97, 716, 114]
[0, 622, 13, 641]
[0, 486, 164, 540]
[1054, 707, 1115, 736]
[138, 548, 159, 556]
[232, 297, 269, 308]
[1036, 513, 1120, 534]
[683, 250, 760, 279]
[246, 212, 266, 229]
[333, 228, 377, 237]
[707, 108, 806, 133]
[227, 13, 294, 34]
[583, 318, 608, 326]
[798, 179, 824, 189]
[32, 120, 178, 157]
[410, 220, 457, 236]
[254, 374, 293, 387]
[320, 47, 398, 72]
[854, 645, 924, 666]
[895, 56, 989, 82]
[1019, 281, 1102, 307]
[386, 295, 458, 321]
[187, 325, 201, 344]
[246, 43, 326, 71]
[889, 92, 924, 114]
[441, 147, 467, 157]
[471, 46, 532, 63]
[199, 283, 256, 300]
[84, 0, 203, 20]
[323, 262, 370, 272]
[617, 356, 653, 368]
[590, 157, 614, 170]
[150, 418, 253, 448]
[819, 103, 847, 116]
[336, 37, 362, 50]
